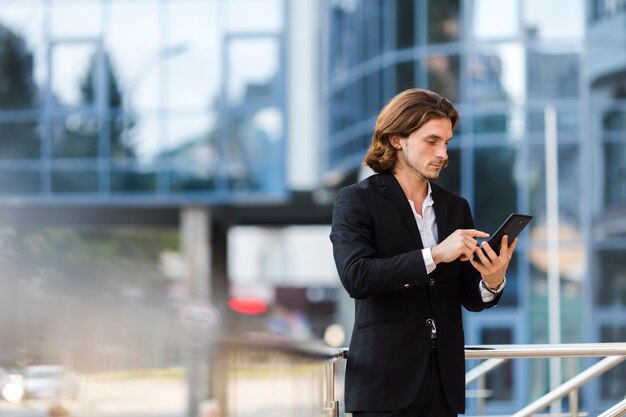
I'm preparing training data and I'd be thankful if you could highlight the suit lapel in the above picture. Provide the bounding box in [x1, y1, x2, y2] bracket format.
[377, 172, 423, 249]
[431, 184, 449, 243]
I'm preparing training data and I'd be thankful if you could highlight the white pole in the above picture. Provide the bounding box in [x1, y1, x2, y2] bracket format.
[545, 105, 562, 414]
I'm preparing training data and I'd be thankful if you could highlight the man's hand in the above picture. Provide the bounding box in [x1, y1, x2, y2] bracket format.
[470, 235, 518, 289]
[431, 229, 490, 264]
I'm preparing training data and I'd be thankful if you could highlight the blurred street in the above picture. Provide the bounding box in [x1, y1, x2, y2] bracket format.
[0, 377, 186, 417]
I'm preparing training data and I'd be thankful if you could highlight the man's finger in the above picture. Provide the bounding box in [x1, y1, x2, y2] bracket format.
[474, 245, 490, 266]
[481, 241, 499, 261]
[465, 229, 490, 239]
[500, 235, 509, 258]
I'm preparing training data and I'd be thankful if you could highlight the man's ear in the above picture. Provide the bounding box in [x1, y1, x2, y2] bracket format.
[389, 134, 402, 150]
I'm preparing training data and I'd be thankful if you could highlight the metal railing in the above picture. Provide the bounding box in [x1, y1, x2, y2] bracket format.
[323, 343, 626, 417]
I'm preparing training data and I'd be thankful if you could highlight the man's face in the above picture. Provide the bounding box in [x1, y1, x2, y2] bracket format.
[391, 117, 453, 181]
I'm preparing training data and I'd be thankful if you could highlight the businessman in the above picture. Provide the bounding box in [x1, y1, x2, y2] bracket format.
[330, 88, 517, 416]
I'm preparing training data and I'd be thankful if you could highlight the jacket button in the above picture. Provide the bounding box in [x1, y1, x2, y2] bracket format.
[425, 319, 433, 326]
[429, 278, 436, 286]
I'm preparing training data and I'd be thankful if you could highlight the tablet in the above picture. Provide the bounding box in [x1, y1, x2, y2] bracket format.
[473, 213, 533, 263]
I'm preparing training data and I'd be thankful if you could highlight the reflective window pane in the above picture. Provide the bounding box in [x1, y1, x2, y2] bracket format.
[226, 37, 280, 106]
[473, 146, 518, 233]
[428, 0, 460, 43]
[481, 327, 513, 401]
[50, 2, 103, 38]
[169, 2, 217, 109]
[395, 0, 415, 49]
[600, 324, 626, 399]
[528, 144, 581, 223]
[594, 250, 626, 307]
[0, 165, 40, 193]
[427, 54, 459, 102]
[469, 43, 524, 102]
[434, 147, 460, 195]
[525, 0, 584, 40]
[472, 0, 519, 40]
[0, 120, 40, 159]
[51, 166, 98, 193]
[527, 51, 580, 100]
[224, 0, 283, 33]
[395, 61, 415, 94]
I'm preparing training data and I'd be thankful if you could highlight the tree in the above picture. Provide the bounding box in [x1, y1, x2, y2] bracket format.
[0, 22, 39, 159]
[54, 52, 134, 159]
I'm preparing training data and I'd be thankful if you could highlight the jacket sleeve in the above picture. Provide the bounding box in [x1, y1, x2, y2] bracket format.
[329, 186, 429, 300]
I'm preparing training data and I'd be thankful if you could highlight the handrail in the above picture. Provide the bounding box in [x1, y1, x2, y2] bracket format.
[511, 356, 625, 417]
[332, 343, 626, 417]
[464, 342, 626, 359]
[598, 397, 626, 417]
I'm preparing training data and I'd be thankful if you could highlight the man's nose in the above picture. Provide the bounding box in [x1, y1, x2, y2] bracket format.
[436, 142, 447, 160]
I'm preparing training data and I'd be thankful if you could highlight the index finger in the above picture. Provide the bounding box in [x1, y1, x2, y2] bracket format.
[464, 229, 490, 239]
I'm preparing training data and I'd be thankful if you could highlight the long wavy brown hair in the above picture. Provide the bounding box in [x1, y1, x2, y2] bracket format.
[364, 88, 459, 173]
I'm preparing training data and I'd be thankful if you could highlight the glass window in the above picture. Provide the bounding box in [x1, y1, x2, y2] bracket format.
[473, 112, 509, 134]
[168, 1, 218, 109]
[395, 61, 415, 94]
[365, 70, 383, 120]
[434, 147, 460, 195]
[427, 55, 460, 102]
[395, 0, 415, 49]
[110, 161, 157, 194]
[50, 43, 98, 109]
[51, 115, 99, 159]
[472, 0, 519, 40]
[481, 327, 513, 401]
[50, 1, 103, 38]
[600, 141, 626, 211]
[469, 43, 524, 103]
[527, 50, 579, 100]
[106, 1, 160, 111]
[528, 144, 581, 223]
[226, 36, 280, 107]
[524, 0, 584, 40]
[428, 0, 460, 43]
[0, 121, 40, 159]
[363, 0, 383, 60]
[594, 250, 626, 307]
[224, 0, 283, 33]
[473, 146, 518, 234]
[600, 324, 626, 399]
[51, 165, 98, 193]
[0, 166, 40, 194]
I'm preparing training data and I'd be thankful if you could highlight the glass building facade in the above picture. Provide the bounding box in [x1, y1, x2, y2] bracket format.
[323, 0, 626, 414]
[0, 0, 287, 205]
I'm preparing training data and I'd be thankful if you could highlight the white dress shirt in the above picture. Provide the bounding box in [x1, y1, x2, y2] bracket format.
[407, 182, 497, 303]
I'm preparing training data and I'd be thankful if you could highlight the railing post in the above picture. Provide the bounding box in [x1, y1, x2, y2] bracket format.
[570, 389, 579, 417]
[477, 373, 486, 416]
[323, 362, 339, 417]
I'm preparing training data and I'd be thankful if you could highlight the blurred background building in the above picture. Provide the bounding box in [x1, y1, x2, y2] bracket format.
[0, 0, 623, 416]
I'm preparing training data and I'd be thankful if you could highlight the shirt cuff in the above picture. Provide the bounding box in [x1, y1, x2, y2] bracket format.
[422, 248, 436, 275]
[479, 281, 496, 302]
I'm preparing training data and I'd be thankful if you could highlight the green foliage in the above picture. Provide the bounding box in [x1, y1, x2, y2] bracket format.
[0, 23, 39, 159]
[54, 52, 134, 159]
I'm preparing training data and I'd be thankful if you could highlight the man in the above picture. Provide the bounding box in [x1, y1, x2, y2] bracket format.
[330, 88, 516, 417]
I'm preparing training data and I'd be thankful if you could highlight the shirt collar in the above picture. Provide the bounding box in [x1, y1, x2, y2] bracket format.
[424, 181, 434, 207]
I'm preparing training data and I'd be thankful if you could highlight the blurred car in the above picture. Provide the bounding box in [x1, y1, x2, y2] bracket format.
[22, 365, 79, 399]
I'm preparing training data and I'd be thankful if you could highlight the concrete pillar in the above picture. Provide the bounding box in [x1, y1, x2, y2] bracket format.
[181, 207, 210, 417]
[180, 206, 230, 417]
[181, 207, 211, 301]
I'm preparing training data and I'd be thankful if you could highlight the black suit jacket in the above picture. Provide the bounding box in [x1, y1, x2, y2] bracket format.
[330, 172, 502, 414]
